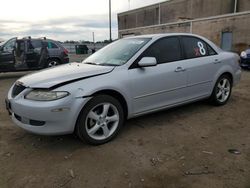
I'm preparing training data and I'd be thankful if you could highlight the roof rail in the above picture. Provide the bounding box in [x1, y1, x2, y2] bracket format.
[38, 37, 47, 40]
[22, 36, 31, 39]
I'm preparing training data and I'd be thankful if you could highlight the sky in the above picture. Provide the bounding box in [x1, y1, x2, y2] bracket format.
[0, 0, 165, 42]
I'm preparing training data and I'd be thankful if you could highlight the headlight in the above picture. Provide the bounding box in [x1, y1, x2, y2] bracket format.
[240, 51, 247, 58]
[25, 90, 70, 101]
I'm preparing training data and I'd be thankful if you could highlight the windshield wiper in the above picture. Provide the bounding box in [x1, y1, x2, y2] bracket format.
[98, 63, 119, 67]
[85, 62, 118, 66]
[84, 62, 98, 65]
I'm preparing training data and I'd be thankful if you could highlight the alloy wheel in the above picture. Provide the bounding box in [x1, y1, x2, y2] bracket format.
[216, 78, 231, 103]
[85, 103, 120, 140]
[48, 61, 58, 67]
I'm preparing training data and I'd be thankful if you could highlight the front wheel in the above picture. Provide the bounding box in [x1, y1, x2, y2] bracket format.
[210, 74, 232, 106]
[75, 95, 124, 145]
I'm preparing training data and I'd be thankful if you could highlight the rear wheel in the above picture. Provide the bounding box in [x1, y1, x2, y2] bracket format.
[75, 95, 124, 145]
[47, 59, 60, 67]
[210, 74, 232, 106]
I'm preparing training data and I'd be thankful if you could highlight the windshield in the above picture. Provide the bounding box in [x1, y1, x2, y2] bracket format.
[83, 38, 151, 66]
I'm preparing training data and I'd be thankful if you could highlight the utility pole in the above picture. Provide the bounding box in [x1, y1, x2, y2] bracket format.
[92, 32, 95, 50]
[109, 0, 112, 42]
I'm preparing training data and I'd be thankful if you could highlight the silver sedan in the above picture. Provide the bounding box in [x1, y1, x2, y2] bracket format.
[6, 33, 241, 145]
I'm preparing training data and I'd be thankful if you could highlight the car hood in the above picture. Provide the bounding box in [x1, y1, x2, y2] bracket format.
[18, 63, 115, 89]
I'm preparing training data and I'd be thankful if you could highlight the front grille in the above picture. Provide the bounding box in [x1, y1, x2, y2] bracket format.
[30, 120, 45, 126]
[14, 113, 45, 126]
[12, 84, 26, 98]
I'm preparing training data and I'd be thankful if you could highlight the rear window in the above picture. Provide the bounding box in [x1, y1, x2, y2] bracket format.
[47, 42, 59, 49]
[30, 40, 42, 49]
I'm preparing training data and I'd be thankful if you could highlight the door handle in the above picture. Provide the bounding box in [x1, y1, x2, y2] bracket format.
[175, 67, 186, 72]
[213, 59, 221, 64]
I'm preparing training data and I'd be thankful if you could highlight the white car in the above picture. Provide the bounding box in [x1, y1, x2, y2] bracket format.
[6, 33, 241, 145]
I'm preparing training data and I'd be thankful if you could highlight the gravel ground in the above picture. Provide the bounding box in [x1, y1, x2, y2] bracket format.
[0, 60, 249, 188]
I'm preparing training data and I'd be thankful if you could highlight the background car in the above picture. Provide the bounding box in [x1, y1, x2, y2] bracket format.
[6, 33, 241, 145]
[240, 47, 250, 69]
[0, 37, 69, 72]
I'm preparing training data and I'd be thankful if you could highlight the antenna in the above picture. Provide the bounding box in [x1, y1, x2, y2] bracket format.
[128, 0, 130, 10]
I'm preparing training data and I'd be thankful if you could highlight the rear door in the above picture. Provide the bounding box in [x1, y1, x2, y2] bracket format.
[0, 38, 16, 71]
[180, 36, 219, 99]
[25, 39, 42, 69]
[47, 40, 60, 58]
[129, 37, 188, 115]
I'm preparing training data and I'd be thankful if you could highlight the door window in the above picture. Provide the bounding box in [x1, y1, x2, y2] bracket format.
[3, 39, 16, 52]
[142, 37, 182, 64]
[30, 40, 42, 50]
[182, 36, 217, 59]
[182, 36, 211, 59]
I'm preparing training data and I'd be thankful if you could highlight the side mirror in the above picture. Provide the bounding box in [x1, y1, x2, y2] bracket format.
[138, 57, 157, 67]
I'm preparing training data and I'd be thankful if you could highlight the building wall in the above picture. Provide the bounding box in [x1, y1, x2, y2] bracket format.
[192, 14, 250, 52]
[118, 0, 250, 53]
[118, 0, 240, 30]
[191, 0, 234, 18]
[119, 13, 250, 53]
[238, 0, 250, 12]
[160, 0, 192, 23]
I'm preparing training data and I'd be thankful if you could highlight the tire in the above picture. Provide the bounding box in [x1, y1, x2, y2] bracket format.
[75, 95, 125, 145]
[210, 74, 232, 106]
[47, 59, 60, 68]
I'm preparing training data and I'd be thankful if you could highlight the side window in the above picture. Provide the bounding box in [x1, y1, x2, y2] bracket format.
[207, 44, 217, 56]
[30, 40, 42, 50]
[3, 39, 16, 52]
[142, 37, 182, 64]
[182, 36, 209, 59]
[47, 42, 59, 49]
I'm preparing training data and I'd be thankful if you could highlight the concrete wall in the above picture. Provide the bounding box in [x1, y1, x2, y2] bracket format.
[191, 0, 234, 18]
[119, 13, 250, 53]
[118, 0, 241, 30]
[238, 0, 250, 12]
[160, 0, 192, 23]
[118, 0, 250, 30]
[192, 14, 250, 52]
[119, 22, 191, 36]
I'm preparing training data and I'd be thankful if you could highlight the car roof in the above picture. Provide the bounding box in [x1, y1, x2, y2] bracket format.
[126, 33, 206, 40]
[17, 38, 57, 42]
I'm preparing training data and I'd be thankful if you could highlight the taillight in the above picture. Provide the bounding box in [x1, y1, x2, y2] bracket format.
[63, 49, 69, 56]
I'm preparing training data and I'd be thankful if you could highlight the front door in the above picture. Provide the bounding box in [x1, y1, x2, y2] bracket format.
[25, 39, 42, 69]
[129, 37, 188, 115]
[0, 38, 16, 71]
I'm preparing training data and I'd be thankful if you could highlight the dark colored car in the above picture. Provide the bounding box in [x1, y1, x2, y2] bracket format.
[240, 48, 250, 69]
[0, 37, 69, 72]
